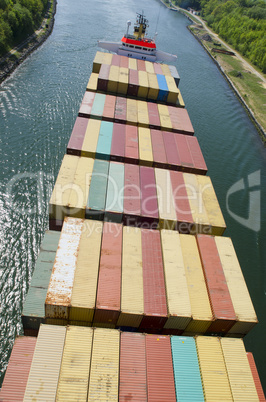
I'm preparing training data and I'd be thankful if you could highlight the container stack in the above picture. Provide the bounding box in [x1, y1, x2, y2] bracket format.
[1, 51, 264, 400]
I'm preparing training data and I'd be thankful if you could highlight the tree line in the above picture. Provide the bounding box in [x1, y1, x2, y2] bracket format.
[172, 0, 266, 73]
[0, 0, 48, 57]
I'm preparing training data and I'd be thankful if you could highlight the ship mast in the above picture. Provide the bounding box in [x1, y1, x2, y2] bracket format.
[133, 12, 149, 40]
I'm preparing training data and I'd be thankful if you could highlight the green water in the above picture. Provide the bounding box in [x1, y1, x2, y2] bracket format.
[0, 0, 265, 391]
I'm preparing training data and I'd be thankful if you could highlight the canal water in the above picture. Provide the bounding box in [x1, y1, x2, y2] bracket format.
[0, 0, 265, 390]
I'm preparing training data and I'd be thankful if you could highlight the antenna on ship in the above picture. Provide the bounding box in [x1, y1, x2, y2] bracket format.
[126, 20, 131, 38]
[154, 3, 161, 41]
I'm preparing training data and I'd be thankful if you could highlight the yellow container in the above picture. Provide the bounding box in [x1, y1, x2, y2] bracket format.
[49, 154, 79, 221]
[161, 230, 192, 329]
[69, 220, 103, 322]
[215, 236, 258, 335]
[137, 100, 149, 128]
[165, 75, 179, 105]
[81, 119, 101, 158]
[197, 175, 226, 235]
[117, 226, 144, 327]
[157, 104, 172, 131]
[118, 67, 129, 95]
[86, 72, 98, 92]
[103, 52, 113, 66]
[45, 218, 84, 320]
[147, 73, 159, 100]
[183, 172, 210, 235]
[88, 328, 119, 401]
[128, 57, 137, 70]
[176, 89, 185, 107]
[92, 51, 105, 73]
[160, 63, 171, 76]
[138, 126, 153, 166]
[137, 70, 149, 99]
[145, 60, 155, 74]
[220, 338, 259, 401]
[180, 234, 213, 333]
[126, 98, 138, 126]
[155, 168, 176, 230]
[196, 336, 233, 401]
[107, 65, 119, 93]
[23, 324, 66, 402]
[68, 156, 94, 218]
[56, 326, 93, 401]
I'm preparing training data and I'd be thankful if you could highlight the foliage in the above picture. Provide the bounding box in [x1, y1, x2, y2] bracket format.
[0, 0, 48, 57]
[200, 0, 266, 72]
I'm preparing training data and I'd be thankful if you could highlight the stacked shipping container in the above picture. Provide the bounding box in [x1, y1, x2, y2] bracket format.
[1, 50, 264, 399]
[0, 325, 264, 401]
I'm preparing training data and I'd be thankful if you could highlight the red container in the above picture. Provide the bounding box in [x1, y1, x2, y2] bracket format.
[168, 106, 194, 135]
[163, 131, 181, 170]
[186, 136, 207, 175]
[123, 164, 141, 226]
[112, 54, 121, 66]
[247, 352, 266, 401]
[67, 116, 88, 156]
[140, 166, 159, 226]
[103, 94, 116, 121]
[94, 222, 122, 325]
[150, 129, 168, 169]
[145, 334, 176, 401]
[128, 69, 139, 97]
[175, 134, 194, 172]
[137, 59, 146, 71]
[115, 96, 127, 124]
[98, 64, 110, 92]
[147, 102, 161, 129]
[140, 229, 168, 330]
[153, 63, 163, 75]
[170, 171, 193, 233]
[119, 332, 147, 401]
[78, 91, 96, 118]
[0, 336, 37, 401]
[197, 234, 237, 333]
[110, 123, 126, 162]
[125, 125, 139, 164]
[120, 55, 129, 68]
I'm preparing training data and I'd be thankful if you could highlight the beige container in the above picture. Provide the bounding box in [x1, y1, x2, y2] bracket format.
[92, 51, 106, 73]
[88, 328, 120, 401]
[165, 75, 179, 104]
[49, 154, 79, 221]
[155, 168, 177, 230]
[180, 234, 213, 334]
[215, 236, 258, 335]
[107, 65, 119, 93]
[128, 57, 137, 70]
[176, 89, 185, 107]
[117, 226, 144, 327]
[118, 67, 129, 95]
[86, 72, 98, 92]
[126, 98, 138, 126]
[161, 230, 192, 329]
[23, 324, 66, 401]
[68, 156, 94, 218]
[197, 174, 226, 235]
[147, 73, 159, 100]
[70, 220, 103, 322]
[45, 218, 84, 320]
[160, 63, 171, 76]
[137, 100, 149, 128]
[196, 336, 233, 401]
[138, 126, 153, 166]
[56, 326, 93, 401]
[81, 119, 101, 158]
[138, 70, 149, 99]
[145, 60, 155, 74]
[158, 104, 172, 131]
[221, 338, 259, 401]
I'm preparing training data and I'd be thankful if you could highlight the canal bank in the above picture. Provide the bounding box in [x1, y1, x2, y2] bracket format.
[0, 0, 57, 85]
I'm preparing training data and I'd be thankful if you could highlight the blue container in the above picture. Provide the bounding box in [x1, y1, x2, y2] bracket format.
[95, 121, 113, 160]
[86, 159, 109, 220]
[90, 92, 106, 119]
[171, 336, 204, 401]
[156, 74, 169, 102]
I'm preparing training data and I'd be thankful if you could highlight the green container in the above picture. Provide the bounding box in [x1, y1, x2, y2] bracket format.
[86, 159, 110, 220]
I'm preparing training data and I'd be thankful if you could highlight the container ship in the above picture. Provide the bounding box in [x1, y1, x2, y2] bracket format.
[0, 13, 265, 401]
